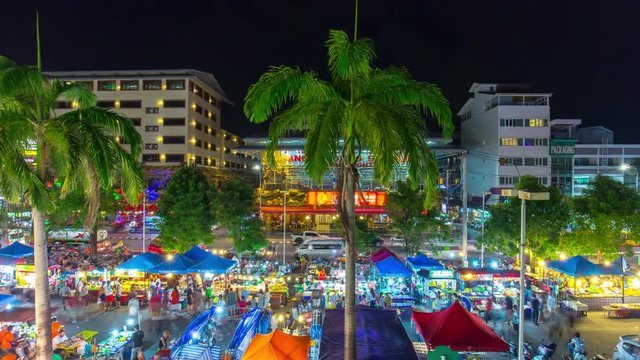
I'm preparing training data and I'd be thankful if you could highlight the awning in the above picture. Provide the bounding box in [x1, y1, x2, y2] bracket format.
[260, 205, 385, 215]
[374, 256, 412, 277]
[148, 253, 198, 274]
[412, 302, 508, 352]
[0, 242, 33, 258]
[242, 329, 310, 360]
[406, 254, 444, 270]
[546, 255, 602, 277]
[370, 247, 398, 263]
[116, 252, 164, 271]
[320, 305, 418, 360]
[189, 255, 236, 274]
[184, 245, 212, 261]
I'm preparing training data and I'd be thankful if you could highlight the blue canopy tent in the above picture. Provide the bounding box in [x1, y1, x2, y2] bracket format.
[184, 246, 212, 261]
[0, 242, 33, 258]
[227, 308, 269, 359]
[546, 255, 603, 277]
[116, 252, 164, 271]
[0, 294, 16, 310]
[188, 255, 236, 274]
[149, 254, 198, 274]
[374, 256, 412, 277]
[406, 254, 444, 271]
[599, 256, 631, 276]
[171, 345, 220, 360]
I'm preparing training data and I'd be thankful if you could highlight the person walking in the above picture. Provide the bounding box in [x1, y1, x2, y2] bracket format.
[170, 287, 180, 315]
[58, 282, 71, 311]
[531, 294, 541, 326]
[130, 325, 144, 360]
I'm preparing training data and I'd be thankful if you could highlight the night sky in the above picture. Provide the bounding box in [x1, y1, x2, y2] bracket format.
[1, 1, 638, 142]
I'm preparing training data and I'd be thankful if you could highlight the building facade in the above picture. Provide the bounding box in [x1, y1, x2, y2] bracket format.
[459, 83, 552, 199]
[46, 70, 258, 172]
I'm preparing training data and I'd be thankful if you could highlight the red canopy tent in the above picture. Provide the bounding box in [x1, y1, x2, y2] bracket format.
[370, 247, 398, 263]
[412, 302, 508, 352]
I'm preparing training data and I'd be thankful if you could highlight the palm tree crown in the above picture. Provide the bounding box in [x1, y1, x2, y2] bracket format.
[245, 30, 453, 201]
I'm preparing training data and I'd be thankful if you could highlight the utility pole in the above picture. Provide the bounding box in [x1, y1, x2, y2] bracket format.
[461, 154, 468, 267]
[142, 191, 146, 252]
[481, 191, 491, 268]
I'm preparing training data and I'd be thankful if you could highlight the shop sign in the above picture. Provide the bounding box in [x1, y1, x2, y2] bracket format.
[428, 269, 455, 279]
[307, 191, 387, 206]
[550, 140, 576, 155]
[280, 150, 406, 168]
[48, 229, 91, 241]
[15, 264, 34, 272]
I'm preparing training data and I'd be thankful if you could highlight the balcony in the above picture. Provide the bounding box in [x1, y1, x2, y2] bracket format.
[485, 95, 549, 110]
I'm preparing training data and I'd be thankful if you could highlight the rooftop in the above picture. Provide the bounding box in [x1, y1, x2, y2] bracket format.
[44, 69, 228, 101]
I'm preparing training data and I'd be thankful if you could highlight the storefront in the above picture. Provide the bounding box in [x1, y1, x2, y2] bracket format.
[458, 268, 519, 301]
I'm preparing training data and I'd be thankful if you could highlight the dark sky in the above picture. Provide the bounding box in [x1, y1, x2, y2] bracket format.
[1, 1, 639, 142]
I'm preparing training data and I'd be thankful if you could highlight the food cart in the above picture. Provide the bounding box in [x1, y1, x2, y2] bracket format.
[458, 268, 519, 302]
[372, 256, 413, 308]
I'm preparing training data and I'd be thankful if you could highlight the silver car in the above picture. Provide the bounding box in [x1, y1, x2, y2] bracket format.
[613, 335, 640, 360]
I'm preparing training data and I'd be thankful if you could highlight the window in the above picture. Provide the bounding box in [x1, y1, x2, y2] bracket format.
[204, 91, 210, 102]
[142, 154, 160, 162]
[76, 81, 94, 91]
[195, 156, 203, 164]
[512, 157, 523, 166]
[299, 244, 309, 250]
[143, 80, 162, 90]
[163, 136, 185, 144]
[500, 137, 521, 146]
[574, 158, 592, 166]
[97, 81, 116, 91]
[524, 157, 548, 166]
[97, 100, 116, 109]
[195, 85, 203, 97]
[189, 80, 195, 92]
[499, 176, 519, 185]
[195, 122, 202, 131]
[166, 79, 185, 90]
[210, 143, 216, 151]
[194, 139, 202, 148]
[145, 125, 159, 132]
[526, 118, 548, 127]
[499, 118, 524, 127]
[145, 107, 159, 114]
[120, 80, 139, 91]
[194, 104, 202, 114]
[163, 118, 185, 126]
[538, 177, 548, 185]
[145, 143, 158, 150]
[165, 154, 184, 163]
[523, 138, 548, 147]
[119, 100, 142, 108]
[56, 101, 72, 109]
[130, 118, 141, 126]
[163, 99, 185, 108]
[499, 157, 523, 166]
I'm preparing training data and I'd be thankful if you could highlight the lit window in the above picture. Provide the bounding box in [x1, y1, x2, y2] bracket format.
[527, 118, 547, 127]
[500, 138, 520, 146]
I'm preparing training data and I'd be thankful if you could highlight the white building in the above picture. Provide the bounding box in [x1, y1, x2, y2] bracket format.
[46, 70, 258, 172]
[459, 83, 552, 199]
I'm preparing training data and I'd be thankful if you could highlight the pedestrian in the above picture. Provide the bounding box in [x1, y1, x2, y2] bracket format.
[115, 280, 122, 309]
[484, 297, 493, 324]
[205, 284, 213, 309]
[186, 286, 194, 314]
[547, 292, 556, 315]
[105, 281, 114, 311]
[512, 305, 519, 333]
[130, 325, 144, 360]
[383, 293, 392, 309]
[58, 282, 71, 311]
[238, 296, 248, 314]
[158, 330, 173, 350]
[531, 294, 541, 326]
[170, 287, 180, 315]
[257, 289, 265, 309]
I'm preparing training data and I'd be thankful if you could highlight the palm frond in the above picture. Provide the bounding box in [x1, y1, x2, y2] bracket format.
[244, 66, 319, 123]
[326, 29, 375, 82]
[50, 81, 97, 109]
[304, 99, 345, 181]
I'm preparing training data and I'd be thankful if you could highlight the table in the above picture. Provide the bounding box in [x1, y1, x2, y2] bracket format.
[76, 330, 98, 341]
[603, 303, 640, 319]
[560, 300, 588, 317]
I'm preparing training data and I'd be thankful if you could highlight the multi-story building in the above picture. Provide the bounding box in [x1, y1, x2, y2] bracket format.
[459, 83, 552, 200]
[46, 70, 258, 172]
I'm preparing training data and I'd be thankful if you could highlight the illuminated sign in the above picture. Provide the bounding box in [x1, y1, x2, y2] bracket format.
[280, 150, 406, 168]
[550, 139, 577, 155]
[428, 270, 455, 279]
[15, 264, 35, 272]
[307, 191, 387, 206]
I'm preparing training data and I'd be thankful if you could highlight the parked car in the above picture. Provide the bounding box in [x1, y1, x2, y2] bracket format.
[290, 231, 339, 246]
[614, 335, 640, 360]
[390, 235, 405, 247]
[294, 239, 345, 260]
[371, 236, 384, 248]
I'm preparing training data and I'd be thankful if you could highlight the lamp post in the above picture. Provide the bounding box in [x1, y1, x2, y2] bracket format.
[480, 191, 492, 268]
[280, 190, 288, 266]
[620, 163, 638, 191]
[501, 189, 549, 360]
[142, 190, 146, 252]
[254, 165, 262, 218]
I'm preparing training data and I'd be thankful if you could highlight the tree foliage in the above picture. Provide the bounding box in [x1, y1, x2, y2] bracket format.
[213, 177, 261, 249]
[387, 181, 445, 254]
[157, 166, 216, 252]
[479, 176, 570, 257]
[354, 219, 377, 252]
[562, 175, 640, 258]
[234, 216, 268, 254]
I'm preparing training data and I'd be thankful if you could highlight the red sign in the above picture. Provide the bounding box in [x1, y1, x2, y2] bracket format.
[307, 191, 386, 206]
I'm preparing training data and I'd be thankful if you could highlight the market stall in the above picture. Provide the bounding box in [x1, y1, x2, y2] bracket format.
[95, 330, 133, 359]
[115, 252, 165, 302]
[412, 301, 509, 352]
[458, 268, 519, 302]
[15, 264, 36, 289]
[0, 242, 34, 258]
[545, 255, 639, 310]
[319, 306, 418, 360]
[373, 256, 413, 308]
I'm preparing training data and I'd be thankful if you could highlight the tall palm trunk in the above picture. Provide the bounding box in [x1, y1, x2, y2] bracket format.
[338, 165, 357, 360]
[33, 208, 52, 360]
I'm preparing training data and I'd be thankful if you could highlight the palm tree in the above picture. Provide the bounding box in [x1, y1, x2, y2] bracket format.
[0, 26, 143, 359]
[244, 29, 453, 359]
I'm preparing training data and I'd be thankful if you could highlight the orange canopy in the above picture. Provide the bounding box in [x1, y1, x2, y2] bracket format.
[242, 329, 310, 360]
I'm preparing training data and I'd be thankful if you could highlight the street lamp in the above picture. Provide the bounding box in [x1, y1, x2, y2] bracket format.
[620, 163, 638, 191]
[501, 189, 549, 360]
[480, 191, 492, 268]
[142, 190, 147, 252]
[253, 165, 262, 218]
[280, 190, 289, 266]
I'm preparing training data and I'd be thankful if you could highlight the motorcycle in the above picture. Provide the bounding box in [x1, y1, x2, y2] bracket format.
[533, 341, 557, 360]
[506, 339, 534, 360]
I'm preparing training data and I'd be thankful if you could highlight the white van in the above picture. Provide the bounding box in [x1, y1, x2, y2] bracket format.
[295, 239, 345, 260]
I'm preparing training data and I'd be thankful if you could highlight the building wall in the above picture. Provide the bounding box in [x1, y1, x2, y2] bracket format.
[572, 144, 640, 195]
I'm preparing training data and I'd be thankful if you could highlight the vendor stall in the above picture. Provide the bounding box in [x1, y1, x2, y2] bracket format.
[458, 268, 519, 302]
[0, 242, 33, 258]
[15, 264, 36, 289]
[373, 256, 413, 308]
[545, 255, 640, 310]
[95, 330, 132, 359]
